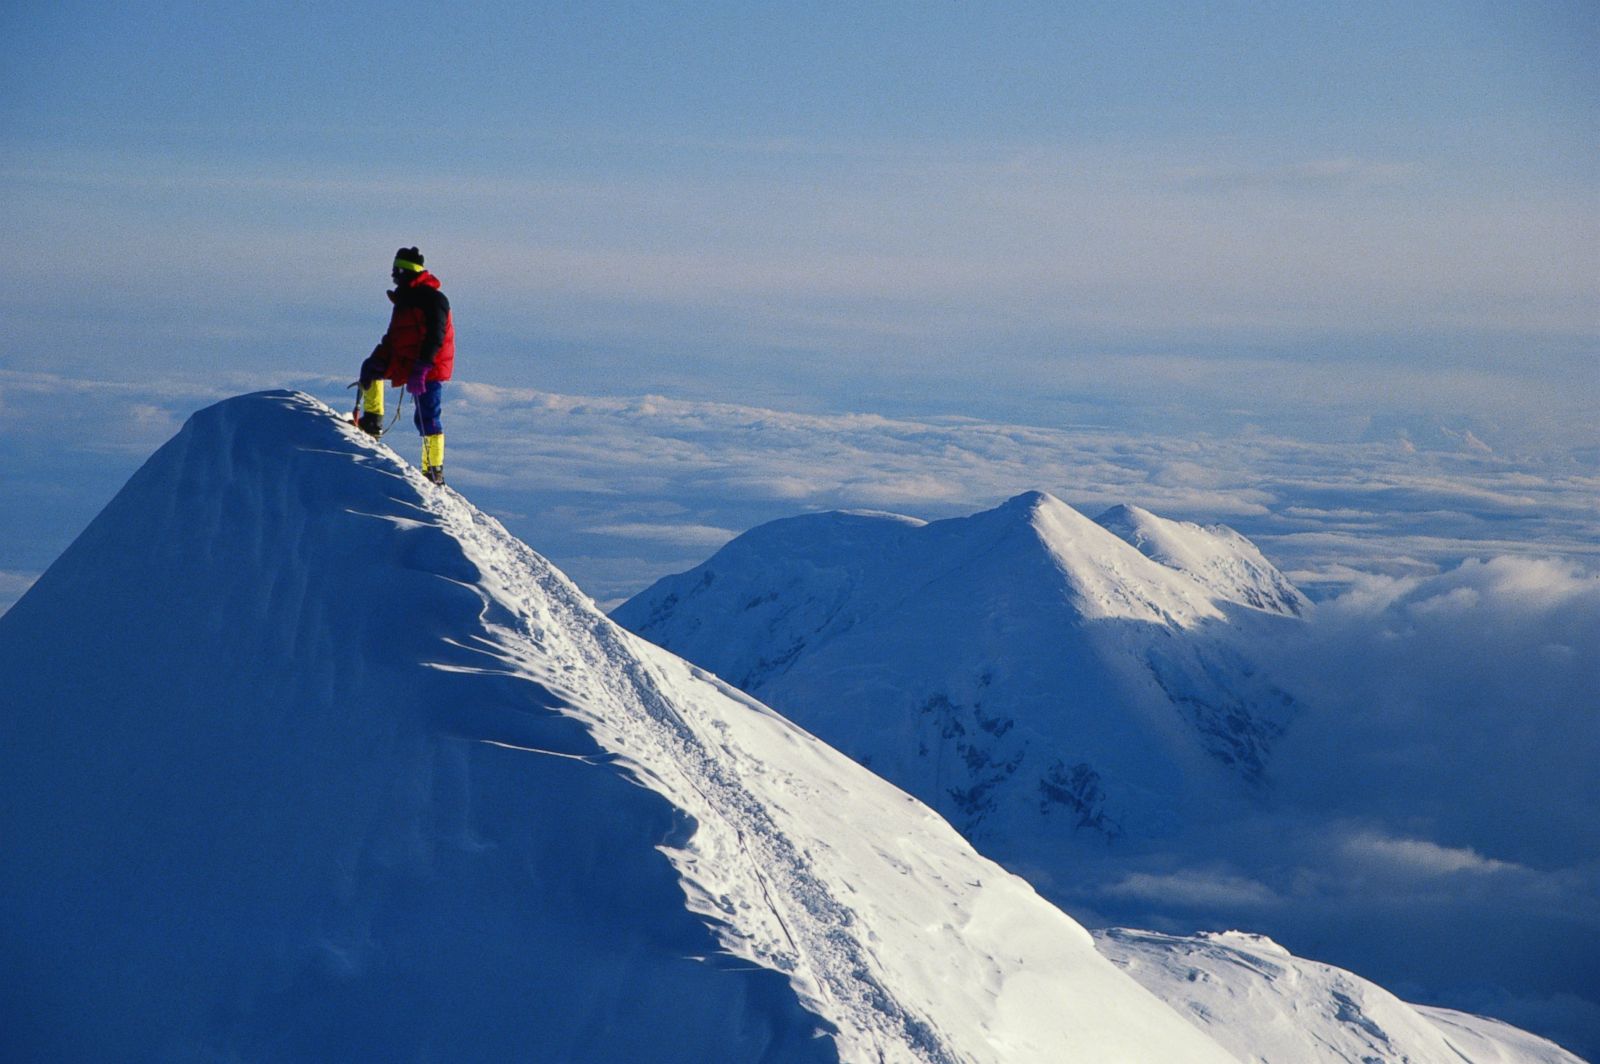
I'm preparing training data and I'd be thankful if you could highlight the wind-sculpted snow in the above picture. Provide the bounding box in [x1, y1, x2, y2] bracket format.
[1095, 929, 1586, 1064]
[614, 491, 1303, 857]
[0, 392, 1239, 1063]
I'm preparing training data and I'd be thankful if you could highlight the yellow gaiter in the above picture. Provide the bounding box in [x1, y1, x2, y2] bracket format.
[422, 433, 444, 471]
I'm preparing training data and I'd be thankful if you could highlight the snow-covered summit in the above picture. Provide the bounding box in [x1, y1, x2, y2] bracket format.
[1094, 503, 1310, 616]
[0, 394, 1239, 1063]
[999, 491, 1228, 627]
[615, 491, 1304, 857]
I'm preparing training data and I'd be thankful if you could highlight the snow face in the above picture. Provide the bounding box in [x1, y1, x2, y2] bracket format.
[1094, 929, 1586, 1064]
[613, 490, 1303, 857]
[0, 392, 1238, 1064]
[1094, 503, 1310, 617]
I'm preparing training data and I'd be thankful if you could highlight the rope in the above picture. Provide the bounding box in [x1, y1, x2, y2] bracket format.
[376, 387, 407, 438]
[349, 382, 408, 438]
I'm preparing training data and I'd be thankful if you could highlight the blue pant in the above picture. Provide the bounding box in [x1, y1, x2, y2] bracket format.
[413, 380, 444, 436]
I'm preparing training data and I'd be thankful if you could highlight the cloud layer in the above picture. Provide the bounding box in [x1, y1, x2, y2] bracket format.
[4, 369, 1596, 614]
[1058, 555, 1600, 1057]
[443, 379, 1599, 604]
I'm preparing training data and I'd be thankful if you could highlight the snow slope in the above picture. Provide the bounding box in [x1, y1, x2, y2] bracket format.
[1094, 504, 1310, 616]
[613, 491, 1303, 861]
[0, 392, 1238, 1064]
[1095, 929, 1585, 1064]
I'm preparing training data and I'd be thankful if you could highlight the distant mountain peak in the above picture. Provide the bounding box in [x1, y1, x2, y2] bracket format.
[1095, 501, 1152, 525]
[615, 491, 1306, 855]
[1000, 488, 1056, 511]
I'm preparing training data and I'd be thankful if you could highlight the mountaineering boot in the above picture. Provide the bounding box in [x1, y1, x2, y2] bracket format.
[357, 380, 385, 436]
[422, 433, 445, 486]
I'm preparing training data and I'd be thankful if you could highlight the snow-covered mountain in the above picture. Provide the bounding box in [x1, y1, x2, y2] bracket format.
[0, 392, 1245, 1063]
[1095, 929, 1584, 1064]
[613, 491, 1304, 861]
[611, 492, 1594, 1064]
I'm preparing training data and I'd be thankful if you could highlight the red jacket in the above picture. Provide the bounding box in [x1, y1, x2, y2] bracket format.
[372, 271, 454, 384]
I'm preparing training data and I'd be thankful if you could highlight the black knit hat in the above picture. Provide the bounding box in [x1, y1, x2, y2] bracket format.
[393, 247, 425, 272]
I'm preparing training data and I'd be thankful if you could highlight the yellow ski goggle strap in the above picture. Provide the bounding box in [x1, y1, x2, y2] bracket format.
[393, 258, 424, 273]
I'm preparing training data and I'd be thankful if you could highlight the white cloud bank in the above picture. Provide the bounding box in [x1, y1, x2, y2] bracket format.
[1338, 831, 1520, 878]
[1272, 556, 1600, 867]
[5, 369, 1596, 611]
[1103, 869, 1281, 909]
[1062, 555, 1600, 1056]
[439, 380, 1599, 601]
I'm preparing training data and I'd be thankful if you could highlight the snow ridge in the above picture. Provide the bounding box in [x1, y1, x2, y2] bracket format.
[1094, 503, 1310, 616]
[437, 505, 963, 1060]
[427, 482, 1231, 1062]
[1011, 491, 1225, 627]
[1095, 928, 1586, 1064]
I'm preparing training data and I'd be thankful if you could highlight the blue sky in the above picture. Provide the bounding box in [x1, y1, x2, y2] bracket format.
[2, 1, 1597, 596]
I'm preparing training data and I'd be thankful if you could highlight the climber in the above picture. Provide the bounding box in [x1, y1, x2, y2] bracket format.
[354, 246, 455, 485]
